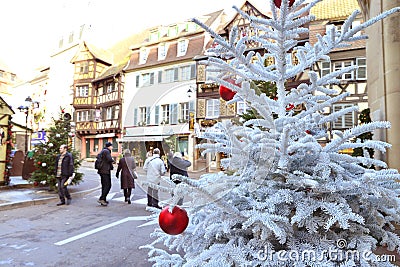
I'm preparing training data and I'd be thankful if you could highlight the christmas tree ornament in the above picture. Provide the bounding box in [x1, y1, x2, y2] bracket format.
[158, 206, 189, 235]
[274, 0, 295, 8]
[219, 79, 238, 101]
[285, 103, 295, 111]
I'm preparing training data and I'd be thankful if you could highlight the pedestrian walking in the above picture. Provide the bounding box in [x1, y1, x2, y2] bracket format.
[143, 148, 166, 209]
[169, 152, 191, 205]
[55, 144, 74, 206]
[116, 149, 137, 204]
[146, 147, 153, 158]
[97, 142, 115, 206]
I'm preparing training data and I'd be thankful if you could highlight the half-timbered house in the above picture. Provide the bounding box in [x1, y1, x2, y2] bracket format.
[121, 10, 225, 168]
[310, 0, 367, 146]
[194, 1, 311, 170]
[70, 41, 121, 158]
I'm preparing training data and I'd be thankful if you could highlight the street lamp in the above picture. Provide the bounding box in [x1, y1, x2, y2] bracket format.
[187, 86, 195, 130]
[17, 96, 33, 155]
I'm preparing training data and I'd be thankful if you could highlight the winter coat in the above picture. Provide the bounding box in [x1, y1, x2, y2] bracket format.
[116, 156, 136, 189]
[55, 152, 74, 177]
[169, 157, 191, 184]
[143, 154, 166, 184]
[97, 147, 114, 174]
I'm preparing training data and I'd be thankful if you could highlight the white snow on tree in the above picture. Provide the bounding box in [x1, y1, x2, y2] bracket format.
[141, 0, 400, 266]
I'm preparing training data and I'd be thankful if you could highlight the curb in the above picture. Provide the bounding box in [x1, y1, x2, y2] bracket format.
[0, 186, 101, 212]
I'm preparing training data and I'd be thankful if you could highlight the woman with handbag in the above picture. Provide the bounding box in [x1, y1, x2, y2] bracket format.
[116, 149, 137, 204]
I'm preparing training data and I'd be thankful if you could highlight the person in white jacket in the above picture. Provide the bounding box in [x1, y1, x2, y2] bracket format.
[143, 148, 166, 209]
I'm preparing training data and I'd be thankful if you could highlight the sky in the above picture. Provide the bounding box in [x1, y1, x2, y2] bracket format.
[0, 0, 252, 79]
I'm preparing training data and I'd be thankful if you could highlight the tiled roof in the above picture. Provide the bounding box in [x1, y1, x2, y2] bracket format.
[125, 35, 205, 71]
[311, 0, 360, 20]
[70, 41, 114, 65]
[92, 60, 128, 82]
[85, 42, 114, 65]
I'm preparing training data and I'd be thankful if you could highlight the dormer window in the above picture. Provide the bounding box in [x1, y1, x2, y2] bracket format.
[168, 24, 178, 37]
[149, 30, 159, 42]
[158, 43, 167, 60]
[177, 39, 188, 57]
[187, 22, 197, 32]
[139, 47, 149, 64]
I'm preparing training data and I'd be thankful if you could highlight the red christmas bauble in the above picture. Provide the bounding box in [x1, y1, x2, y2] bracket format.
[37, 161, 41, 165]
[33, 181, 39, 187]
[219, 78, 238, 101]
[274, 0, 295, 8]
[285, 103, 295, 111]
[158, 206, 189, 235]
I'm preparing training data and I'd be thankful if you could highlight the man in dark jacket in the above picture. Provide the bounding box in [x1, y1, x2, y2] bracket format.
[97, 142, 115, 206]
[169, 152, 191, 205]
[55, 144, 74, 206]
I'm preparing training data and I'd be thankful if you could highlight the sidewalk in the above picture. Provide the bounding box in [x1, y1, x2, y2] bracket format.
[0, 160, 211, 211]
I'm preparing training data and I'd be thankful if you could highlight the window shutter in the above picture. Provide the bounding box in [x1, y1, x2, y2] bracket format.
[332, 105, 341, 128]
[146, 106, 151, 125]
[332, 104, 354, 129]
[150, 72, 155, 85]
[189, 100, 194, 112]
[170, 103, 178, 124]
[136, 75, 140, 87]
[344, 104, 354, 128]
[174, 68, 179, 81]
[190, 64, 196, 79]
[158, 70, 163, 83]
[155, 105, 160, 125]
[89, 109, 94, 121]
[356, 58, 367, 80]
[189, 100, 195, 121]
[134, 108, 138, 126]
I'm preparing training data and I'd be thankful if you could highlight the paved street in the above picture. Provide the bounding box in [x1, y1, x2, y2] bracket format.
[0, 164, 196, 267]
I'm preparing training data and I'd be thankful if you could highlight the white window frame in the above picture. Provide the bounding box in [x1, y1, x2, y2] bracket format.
[206, 99, 220, 119]
[106, 107, 113, 120]
[180, 65, 191, 81]
[168, 24, 178, 37]
[161, 104, 170, 124]
[356, 58, 367, 80]
[141, 73, 154, 86]
[139, 107, 147, 124]
[177, 39, 188, 57]
[180, 102, 189, 122]
[236, 101, 249, 115]
[76, 85, 89, 97]
[334, 61, 354, 80]
[77, 110, 89, 122]
[149, 30, 159, 42]
[139, 48, 149, 64]
[332, 104, 356, 129]
[321, 61, 331, 77]
[106, 82, 115, 93]
[165, 69, 175, 83]
[158, 43, 167, 60]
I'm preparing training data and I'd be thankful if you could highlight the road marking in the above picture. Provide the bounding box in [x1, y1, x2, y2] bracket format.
[137, 220, 158, 228]
[54, 216, 149, 246]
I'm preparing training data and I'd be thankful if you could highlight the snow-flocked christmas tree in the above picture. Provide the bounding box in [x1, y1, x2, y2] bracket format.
[142, 1, 400, 266]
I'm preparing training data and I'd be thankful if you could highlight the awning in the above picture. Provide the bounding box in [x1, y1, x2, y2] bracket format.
[85, 133, 116, 138]
[117, 136, 166, 142]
